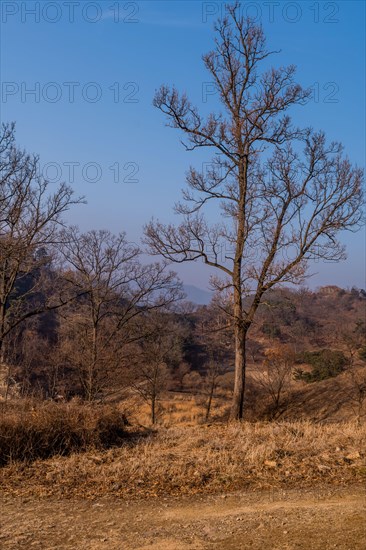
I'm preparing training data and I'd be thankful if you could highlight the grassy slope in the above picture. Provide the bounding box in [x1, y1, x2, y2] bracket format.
[1, 420, 365, 499]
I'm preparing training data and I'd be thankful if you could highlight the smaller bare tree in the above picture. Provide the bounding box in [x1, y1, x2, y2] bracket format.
[0, 122, 84, 398]
[247, 339, 263, 365]
[173, 361, 192, 391]
[57, 227, 182, 401]
[254, 345, 295, 419]
[7, 321, 59, 399]
[130, 312, 185, 424]
[201, 359, 227, 421]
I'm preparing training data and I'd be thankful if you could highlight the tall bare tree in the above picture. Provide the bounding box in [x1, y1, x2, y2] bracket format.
[0, 122, 84, 395]
[144, 5, 364, 419]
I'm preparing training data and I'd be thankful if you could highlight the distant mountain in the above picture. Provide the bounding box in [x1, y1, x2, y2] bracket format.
[183, 285, 212, 305]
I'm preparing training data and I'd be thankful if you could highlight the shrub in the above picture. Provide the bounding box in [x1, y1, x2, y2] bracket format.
[294, 349, 348, 383]
[0, 400, 129, 466]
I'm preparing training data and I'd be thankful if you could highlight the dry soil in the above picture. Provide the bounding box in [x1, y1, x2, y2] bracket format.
[1, 485, 365, 549]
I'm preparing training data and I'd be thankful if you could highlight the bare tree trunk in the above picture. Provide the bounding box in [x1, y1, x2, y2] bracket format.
[230, 151, 248, 421]
[151, 392, 156, 424]
[231, 322, 246, 420]
[230, 279, 247, 420]
[4, 366, 11, 401]
[0, 339, 11, 402]
[205, 381, 215, 422]
[86, 322, 98, 402]
[0, 305, 9, 400]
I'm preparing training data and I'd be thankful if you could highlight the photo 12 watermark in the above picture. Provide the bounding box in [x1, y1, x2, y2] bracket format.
[1, 1, 140, 24]
[201, 81, 340, 104]
[41, 160, 139, 185]
[201, 2, 340, 24]
[1, 81, 140, 104]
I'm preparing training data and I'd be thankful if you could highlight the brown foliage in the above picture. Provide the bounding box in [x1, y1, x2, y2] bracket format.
[0, 400, 128, 466]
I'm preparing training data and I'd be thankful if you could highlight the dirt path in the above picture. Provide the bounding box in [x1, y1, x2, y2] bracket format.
[1, 485, 365, 549]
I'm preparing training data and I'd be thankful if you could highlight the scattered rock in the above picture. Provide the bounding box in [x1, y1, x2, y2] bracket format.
[345, 452, 360, 461]
[317, 465, 331, 472]
[264, 460, 277, 468]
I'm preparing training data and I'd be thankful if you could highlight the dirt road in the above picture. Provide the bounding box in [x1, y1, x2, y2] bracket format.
[1, 485, 365, 549]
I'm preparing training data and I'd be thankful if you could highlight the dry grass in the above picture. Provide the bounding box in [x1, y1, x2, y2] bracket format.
[1, 419, 364, 499]
[0, 400, 129, 465]
[124, 392, 220, 426]
[120, 365, 366, 427]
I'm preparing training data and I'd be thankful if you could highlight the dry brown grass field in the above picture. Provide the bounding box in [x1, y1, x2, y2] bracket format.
[1, 396, 365, 500]
[1, 394, 365, 549]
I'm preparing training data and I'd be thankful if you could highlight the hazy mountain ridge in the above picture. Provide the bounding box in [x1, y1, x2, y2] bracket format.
[183, 284, 212, 305]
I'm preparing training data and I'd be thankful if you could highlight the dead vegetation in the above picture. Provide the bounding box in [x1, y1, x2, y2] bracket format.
[0, 400, 129, 466]
[1, 415, 364, 500]
[1, 366, 365, 502]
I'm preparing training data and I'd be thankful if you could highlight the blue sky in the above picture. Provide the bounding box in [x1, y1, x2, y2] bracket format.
[1, 0, 365, 291]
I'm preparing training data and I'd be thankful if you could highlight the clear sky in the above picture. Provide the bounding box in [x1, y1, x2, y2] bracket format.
[1, 0, 365, 291]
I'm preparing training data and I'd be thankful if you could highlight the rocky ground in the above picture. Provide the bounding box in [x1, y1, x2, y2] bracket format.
[1, 485, 365, 549]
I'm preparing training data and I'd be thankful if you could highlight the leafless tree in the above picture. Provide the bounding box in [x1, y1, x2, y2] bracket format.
[253, 344, 294, 419]
[173, 361, 192, 390]
[7, 321, 63, 399]
[202, 359, 227, 422]
[247, 338, 263, 364]
[57, 227, 182, 401]
[336, 321, 365, 365]
[0, 122, 84, 397]
[144, 5, 364, 419]
[130, 311, 185, 424]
